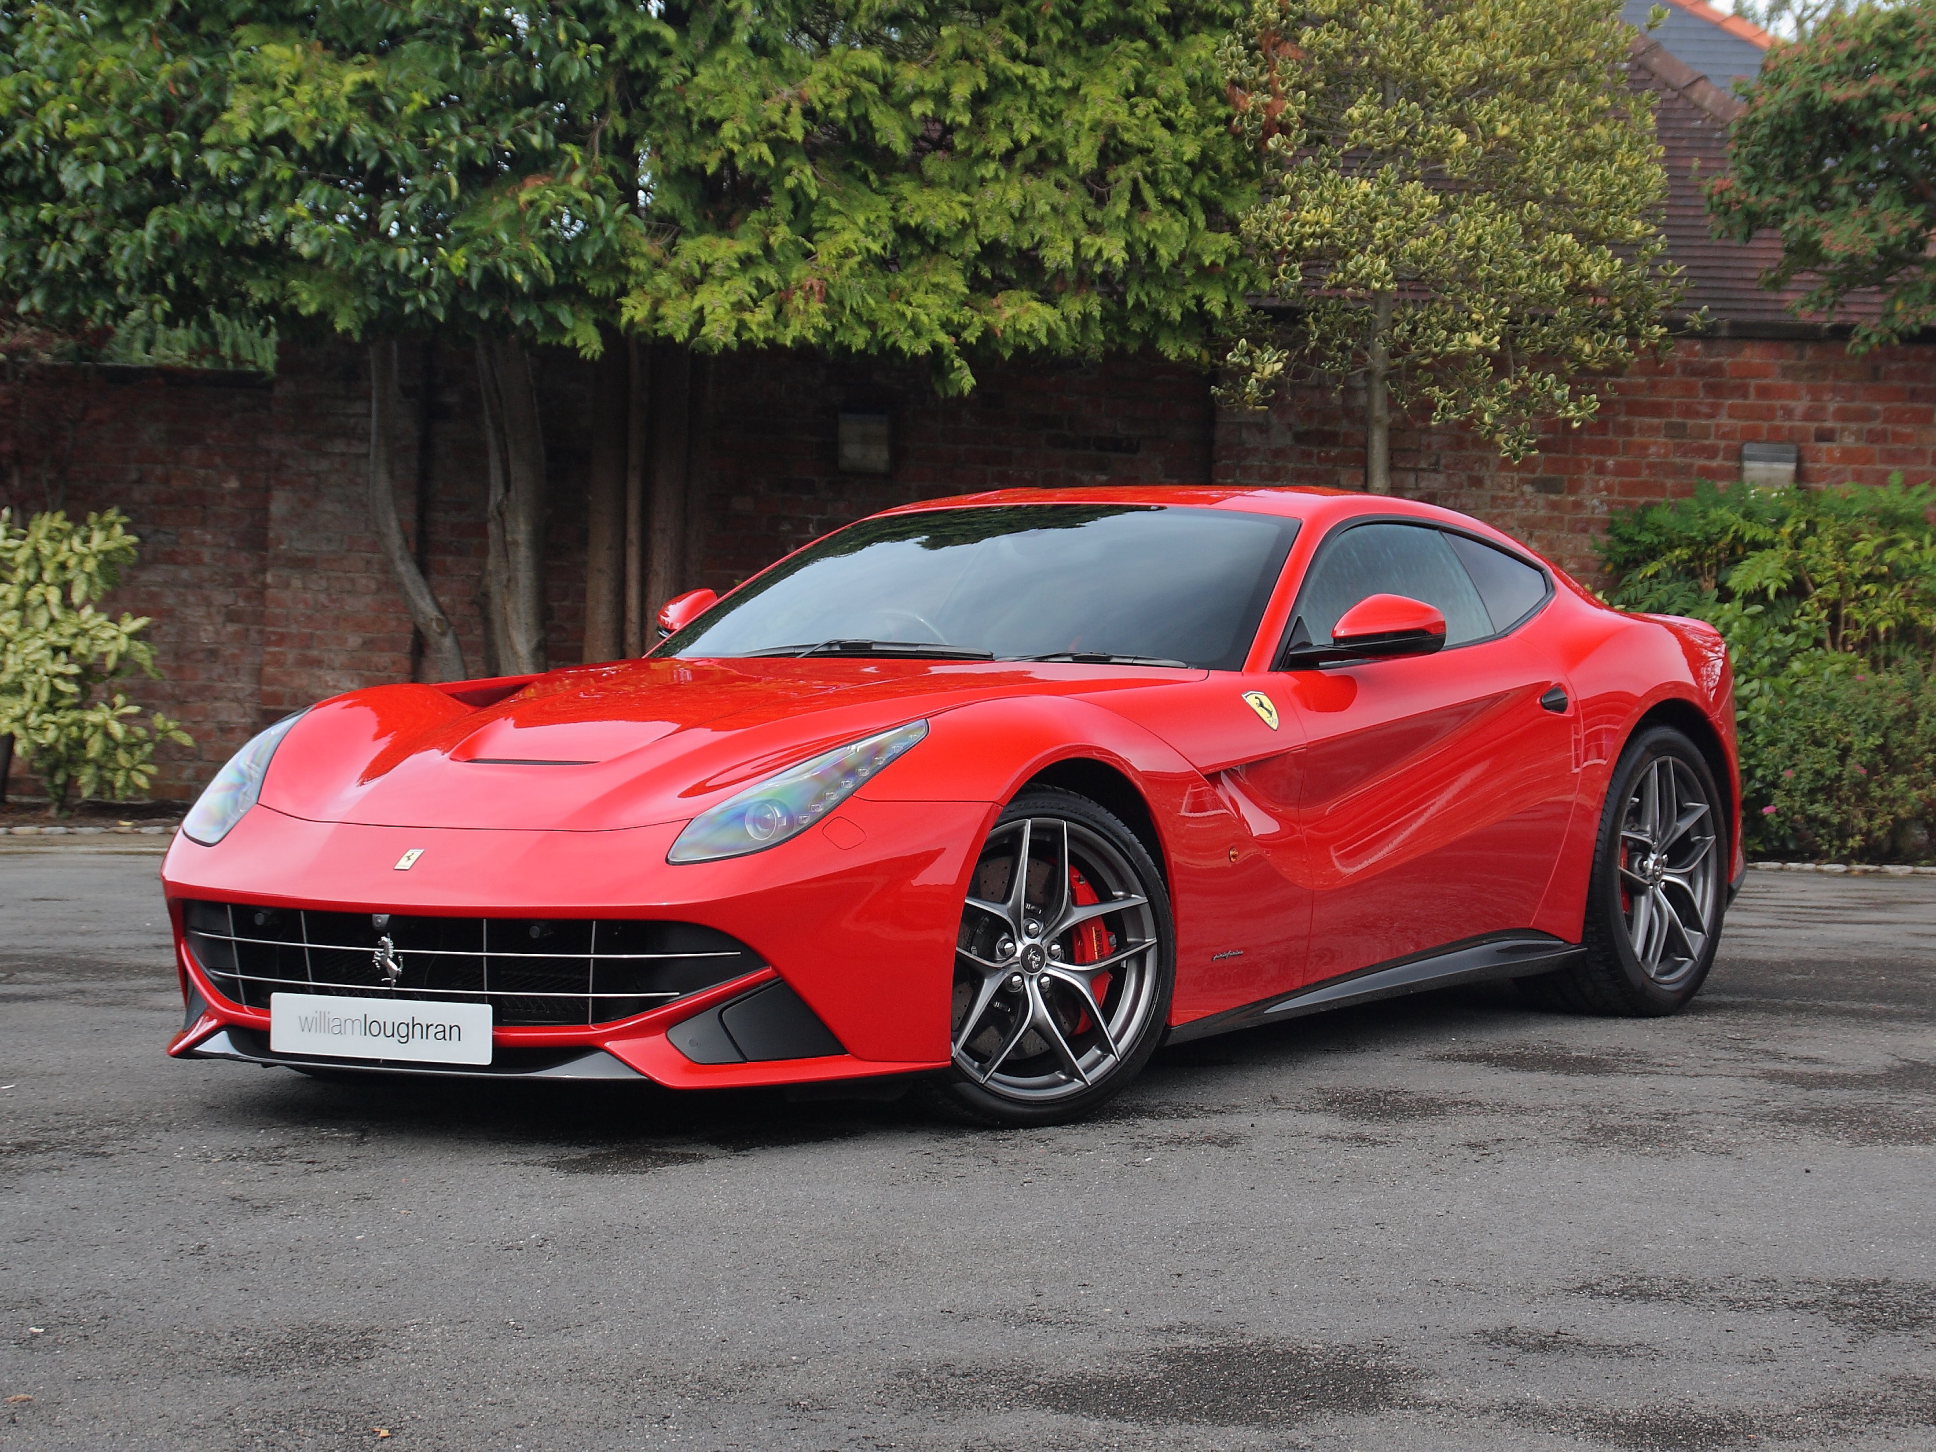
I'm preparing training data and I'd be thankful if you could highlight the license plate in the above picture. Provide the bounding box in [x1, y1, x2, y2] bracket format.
[270, 992, 493, 1065]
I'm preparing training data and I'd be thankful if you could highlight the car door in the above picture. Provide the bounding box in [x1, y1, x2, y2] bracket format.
[1275, 520, 1580, 985]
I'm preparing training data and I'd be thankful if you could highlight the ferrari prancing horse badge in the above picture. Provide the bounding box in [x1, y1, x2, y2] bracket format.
[1242, 691, 1280, 730]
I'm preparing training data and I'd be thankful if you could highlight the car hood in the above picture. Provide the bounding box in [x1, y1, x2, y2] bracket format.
[257, 656, 1203, 831]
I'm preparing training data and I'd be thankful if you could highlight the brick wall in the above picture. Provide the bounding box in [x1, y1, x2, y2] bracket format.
[691, 349, 1216, 590]
[3, 332, 1932, 801]
[3, 362, 279, 800]
[1213, 335, 1936, 581]
[698, 336, 1936, 596]
[0, 345, 594, 800]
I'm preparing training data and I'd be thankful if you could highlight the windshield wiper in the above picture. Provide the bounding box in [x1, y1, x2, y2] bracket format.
[745, 639, 995, 660]
[1020, 651, 1190, 668]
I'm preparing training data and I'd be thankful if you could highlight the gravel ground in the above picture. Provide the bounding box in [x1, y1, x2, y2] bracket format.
[1, 849, 1931, 1452]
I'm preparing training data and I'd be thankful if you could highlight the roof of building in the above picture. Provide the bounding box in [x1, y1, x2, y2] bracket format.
[1626, 4, 1875, 330]
[1622, 0, 1773, 92]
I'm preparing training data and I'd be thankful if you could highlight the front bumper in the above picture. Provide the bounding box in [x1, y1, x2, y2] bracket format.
[162, 795, 997, 1087]
[185, 1026, 651, 1081]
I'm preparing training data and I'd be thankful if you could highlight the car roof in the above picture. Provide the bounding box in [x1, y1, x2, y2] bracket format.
[878, 485, 1507, 539]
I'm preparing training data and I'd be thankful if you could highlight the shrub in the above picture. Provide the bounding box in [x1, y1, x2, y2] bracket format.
[0, 507, 192, 809]
[1746, 666, 1936, 862]
[1601, 479, 1936, 862]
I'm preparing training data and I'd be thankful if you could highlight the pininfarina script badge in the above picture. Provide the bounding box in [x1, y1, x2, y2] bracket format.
[394, 848, 424, 871]
[1242, 691, 1280, 730]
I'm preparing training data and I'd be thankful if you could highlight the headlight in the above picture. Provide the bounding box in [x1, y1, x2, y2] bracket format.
[179, 710, 309, 846]
[668, 720, 929, 864]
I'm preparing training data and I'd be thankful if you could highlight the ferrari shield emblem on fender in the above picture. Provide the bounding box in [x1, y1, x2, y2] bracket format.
[1242, 691, 1280, 730]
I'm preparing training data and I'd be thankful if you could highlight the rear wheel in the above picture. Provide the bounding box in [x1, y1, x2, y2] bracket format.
[1520, 725, 1727, 1015]
[923, 789, 1174, 1127]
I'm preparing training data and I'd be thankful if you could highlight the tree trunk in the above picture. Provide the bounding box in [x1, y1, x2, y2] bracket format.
[474, 335, 549, 676]
[581, 340, 629, 664]
[367, 342, 466, 682]
[1364, 291, 1395, 495]
[683, 353, 712, 594]
[644, 341, 694, 621]
[0, 733, 12, 808]
[622, 338, 649, 657]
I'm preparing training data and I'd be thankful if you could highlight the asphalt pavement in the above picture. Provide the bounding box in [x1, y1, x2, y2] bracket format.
[2, 846, 1933, 1452]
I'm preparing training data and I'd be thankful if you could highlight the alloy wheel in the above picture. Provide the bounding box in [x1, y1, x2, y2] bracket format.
[1617, 755, 1720, 989]
[952, 814, 1162, 1103]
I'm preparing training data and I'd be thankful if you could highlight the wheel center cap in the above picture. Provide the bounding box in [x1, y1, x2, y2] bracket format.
[1022, 943, 1047, 973]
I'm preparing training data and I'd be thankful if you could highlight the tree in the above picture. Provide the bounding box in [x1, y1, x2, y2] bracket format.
[1220, 0, 1684, 492]
[1728, 0, 1884, 42]
[1709, 0, 1936, 350]
[603, 0, 1258, 636]
[0, 2, 673, 676]
[5, 2, 1261, 673]
[625, 0, 1258, 394]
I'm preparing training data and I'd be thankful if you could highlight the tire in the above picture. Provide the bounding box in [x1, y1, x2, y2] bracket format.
[1519, 725, 1728, 1016]
[920, 788, 1175, 1127]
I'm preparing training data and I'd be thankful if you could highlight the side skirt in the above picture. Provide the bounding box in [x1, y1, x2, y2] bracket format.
[1165, 932, 1584, 1045]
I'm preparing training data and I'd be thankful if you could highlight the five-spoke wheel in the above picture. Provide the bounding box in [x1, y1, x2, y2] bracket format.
[927, 789, 1173, 1125]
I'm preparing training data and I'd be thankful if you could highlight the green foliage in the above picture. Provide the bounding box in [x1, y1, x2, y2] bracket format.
[3, 2, 1257, 388]
[100, 315, 279, 372]
[0, 306, 274, 370]
[0, 302, 109, 363]
[0, 1, 672, 354]
[1220, 0, 1684, 461]
[1746, 665, 1936, 862]
[0, 507, 192, 808]
[1710, 0, 1936, 348]
[1602, 480, 1936, 860]
[1, 3, 271, 355]
[1728, 0, 1884, 41]
[1603, 479, 1936, 660]
[625, 0, 1259, 392]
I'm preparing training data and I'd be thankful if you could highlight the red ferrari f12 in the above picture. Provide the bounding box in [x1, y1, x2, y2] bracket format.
[164, 487, 1740, 1124]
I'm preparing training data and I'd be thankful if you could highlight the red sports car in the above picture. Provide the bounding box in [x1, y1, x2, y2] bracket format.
[164, 487, 1741, 1125]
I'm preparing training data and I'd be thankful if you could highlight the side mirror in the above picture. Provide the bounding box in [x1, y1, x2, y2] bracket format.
[656, 587, 717, 640]
[1283, 593, 1447, 668]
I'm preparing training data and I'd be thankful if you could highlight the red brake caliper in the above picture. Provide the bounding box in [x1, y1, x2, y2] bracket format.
[1068, 867, 1117, 1033]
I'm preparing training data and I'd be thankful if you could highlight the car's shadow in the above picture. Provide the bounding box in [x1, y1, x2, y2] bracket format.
[203, 978, 1623, 1155]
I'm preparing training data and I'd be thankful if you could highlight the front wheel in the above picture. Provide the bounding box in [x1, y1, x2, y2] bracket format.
[1520, 725, 1728, 1016]
[923, 789, 1174, 1127]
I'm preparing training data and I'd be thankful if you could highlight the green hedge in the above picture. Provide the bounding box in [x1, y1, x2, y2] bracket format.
[1601, 480, 1936, 863]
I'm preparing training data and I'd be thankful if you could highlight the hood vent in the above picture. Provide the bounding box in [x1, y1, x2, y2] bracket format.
[465, 758, 595, 766]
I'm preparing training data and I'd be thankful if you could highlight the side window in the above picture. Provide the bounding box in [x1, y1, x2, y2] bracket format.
[1289, 523, 1493, 649]
[1444, 533, 1550, 634]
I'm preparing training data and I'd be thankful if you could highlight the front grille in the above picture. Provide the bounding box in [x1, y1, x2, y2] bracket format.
[182, 901, 763, 1027]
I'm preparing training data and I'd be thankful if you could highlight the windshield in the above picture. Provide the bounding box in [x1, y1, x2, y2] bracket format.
[658, 504, 1300, 671]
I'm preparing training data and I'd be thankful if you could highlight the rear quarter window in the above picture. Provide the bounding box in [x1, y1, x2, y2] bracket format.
[1444, 533, 1551, 634]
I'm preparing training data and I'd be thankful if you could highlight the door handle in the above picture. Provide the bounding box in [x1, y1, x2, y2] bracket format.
[1540, 685, 1569, 714]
